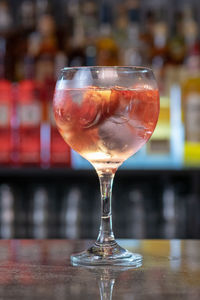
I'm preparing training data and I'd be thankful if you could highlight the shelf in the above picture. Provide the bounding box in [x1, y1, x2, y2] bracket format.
[0, 166, 200, 178]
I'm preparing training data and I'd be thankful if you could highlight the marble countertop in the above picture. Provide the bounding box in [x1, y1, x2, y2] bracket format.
[0, 239, 199, 299]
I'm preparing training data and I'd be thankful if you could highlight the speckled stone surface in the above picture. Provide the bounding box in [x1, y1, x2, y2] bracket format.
[0, 240, 199, 299]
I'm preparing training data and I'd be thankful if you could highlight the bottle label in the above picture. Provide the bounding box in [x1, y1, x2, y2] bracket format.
[19, 102, 41, 126]
[186, 93, 200, 142]
[0, 103, 9, 127]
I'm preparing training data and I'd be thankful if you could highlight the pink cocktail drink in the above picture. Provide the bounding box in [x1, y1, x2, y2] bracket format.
[54, 86, 159, 171]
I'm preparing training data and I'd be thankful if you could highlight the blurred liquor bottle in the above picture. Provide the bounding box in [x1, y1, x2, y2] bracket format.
[82, 0, 98, 38]
[122, 0, 142, 66]
[27, 13, 69, 166]
[19, 0, 35, 30]
[182, 5, 199, 60]
[83, 0, 98, 66]
[127, 188, 145, 238]
[44, 78, 71, 167]
[17, 56, 43, 166]
[14, 186, 28, 238]
[85, 37, 97, 67]
[96, 2, 119, 66]
[0, 0, 12, 31]
[35, 0, 52, 21]
[147, 66, 184, 168]
[139, 10, 154, 66]
[28, 14, 58, 82]
[147, 14, 185, 168]
[181, 52, 200, 165]
[147, 59, 171, 164]
[67, 1, 86, 67]
[13, 1, 35, 82]
[32, 186, 49, 238]
[162, 184, 176, 238]
[0, 38, 13, 165]
[113, 3, 128, 61]
[60, 187, 82, 238]
[0, 184, 15, 238]
[151, 19, 168, 69]
[28, 12, 67, 81]
[167, 12, 186, 66]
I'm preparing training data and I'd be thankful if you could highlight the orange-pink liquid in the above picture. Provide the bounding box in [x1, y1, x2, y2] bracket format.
[54, 87, 159, 170]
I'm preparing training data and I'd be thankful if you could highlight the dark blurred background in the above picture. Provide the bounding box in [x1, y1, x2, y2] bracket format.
[0, 0, 200, 239]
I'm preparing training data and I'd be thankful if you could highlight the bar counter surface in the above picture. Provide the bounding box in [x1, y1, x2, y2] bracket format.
[0, 240, 199, 299]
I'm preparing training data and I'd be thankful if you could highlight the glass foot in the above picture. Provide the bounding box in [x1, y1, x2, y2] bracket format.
[71, 241, 142, 267]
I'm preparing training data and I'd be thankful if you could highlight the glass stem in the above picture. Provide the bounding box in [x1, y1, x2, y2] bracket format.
[96, 172, 115, 245]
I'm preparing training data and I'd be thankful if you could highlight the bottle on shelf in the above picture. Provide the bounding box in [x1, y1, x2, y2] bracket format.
[0, 38, 14, 166]
[32, 186, 49, 238]
[85, 40, 97, 67]
[60, 187, 81, 238]
[151, 19, 168, 69]
[16, 56, 44, 166]
[28, 12, 68, 82]
[28, 14, 58, 83]
[84, 1, 98, 67]
[146, 67, 171, 160]
[182, 5, 199, 59]
[96, 2, 119, 66]
[65, 1, 86, 67]
[128, 188, 145, 238]
[19, 0, 36, 30]
[167, 12, 186, 66]
[139, 10, 154, 66]
[122, 0, 142, 66]
[35, 0, 52, 21]
[0, 184, 15, 238]
[162, 184, 176, 238]
[181, 52, 200, 165]
[0, 0, 12, 31]
[146, 67, 184, 168]
[150, 16, 169, 157]
[44, 78, 71, 167]
[27, 13, 69, 167]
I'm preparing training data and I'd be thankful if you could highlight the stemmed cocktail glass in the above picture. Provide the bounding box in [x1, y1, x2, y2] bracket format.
[53, 66, 159, 266]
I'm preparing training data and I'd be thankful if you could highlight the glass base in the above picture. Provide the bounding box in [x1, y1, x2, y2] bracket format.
[71, 241, 142, 267]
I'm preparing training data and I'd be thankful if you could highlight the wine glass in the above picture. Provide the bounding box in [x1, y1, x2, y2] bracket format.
[53, 66, 160, 266]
